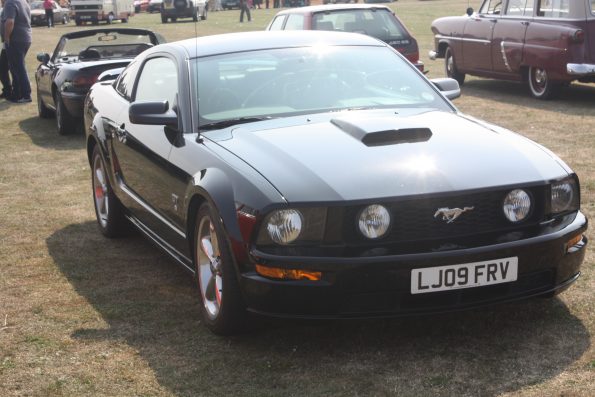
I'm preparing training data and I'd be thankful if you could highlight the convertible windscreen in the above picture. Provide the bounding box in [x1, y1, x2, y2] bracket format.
[54, 32, 155, 62]
[193, 45, 451, 123]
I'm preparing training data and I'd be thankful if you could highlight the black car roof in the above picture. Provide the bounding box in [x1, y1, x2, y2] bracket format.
[162, 30, 387, 59]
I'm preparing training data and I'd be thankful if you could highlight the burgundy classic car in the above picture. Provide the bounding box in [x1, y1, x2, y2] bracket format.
[429, 0, 595, 99]
[267, 5, 424, 71]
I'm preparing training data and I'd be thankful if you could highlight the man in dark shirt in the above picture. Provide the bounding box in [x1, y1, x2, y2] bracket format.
[0, 0, 13, 99]
[3, 0, 32, 103]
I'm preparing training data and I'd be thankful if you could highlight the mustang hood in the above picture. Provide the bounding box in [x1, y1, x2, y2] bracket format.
[215, 110, 569, 203]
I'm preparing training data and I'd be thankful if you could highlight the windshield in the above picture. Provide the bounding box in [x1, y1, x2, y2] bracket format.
[53, 32, 155, 63]
[30, 1, 45, 9]
[312, 9, 407, 41]
[193, 45, 451, 125]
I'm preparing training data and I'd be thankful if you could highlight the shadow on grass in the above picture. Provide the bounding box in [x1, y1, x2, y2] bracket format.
[47, 222, 590, 396]
[459, 78, 595, 115]
[18, 116, 85, 150]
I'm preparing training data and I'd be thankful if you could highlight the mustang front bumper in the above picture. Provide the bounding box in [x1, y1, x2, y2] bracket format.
[240, 212, 587, 319]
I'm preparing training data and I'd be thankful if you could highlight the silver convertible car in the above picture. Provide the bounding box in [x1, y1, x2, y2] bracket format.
[84, 31, 587, 335]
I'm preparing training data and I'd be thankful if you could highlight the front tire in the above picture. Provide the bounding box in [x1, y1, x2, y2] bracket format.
[91, 145, 128, 237]
[445, 47, 465, 85]
[194, 203, 245, 335]
[54, 92, 76, 135]
[528, 66, 559, 100]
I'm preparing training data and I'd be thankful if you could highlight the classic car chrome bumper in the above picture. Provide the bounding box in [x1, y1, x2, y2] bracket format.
[567, 63, 595, 76]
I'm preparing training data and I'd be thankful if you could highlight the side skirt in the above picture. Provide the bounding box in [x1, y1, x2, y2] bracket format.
[125, 214, 195, 275]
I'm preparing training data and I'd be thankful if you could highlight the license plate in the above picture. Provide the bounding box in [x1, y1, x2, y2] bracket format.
[411, 257, 518, 294]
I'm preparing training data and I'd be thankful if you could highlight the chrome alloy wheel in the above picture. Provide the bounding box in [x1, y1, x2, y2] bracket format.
[530, 67, 547, 94]
[197, 215, 223, 319]
[92, 155, 109, 228]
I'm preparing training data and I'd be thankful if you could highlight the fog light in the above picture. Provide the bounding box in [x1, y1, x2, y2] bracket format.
[358, 204, 391, 239]
[503, 189, 531, 223]
[255, 264, 322, 281]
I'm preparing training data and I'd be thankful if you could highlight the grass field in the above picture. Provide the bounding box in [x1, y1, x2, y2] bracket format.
[0, 0, 593, 395]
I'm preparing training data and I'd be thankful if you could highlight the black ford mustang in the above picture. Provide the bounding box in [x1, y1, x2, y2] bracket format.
[84, 31, 587, 335]
[35, 28, 165, 135]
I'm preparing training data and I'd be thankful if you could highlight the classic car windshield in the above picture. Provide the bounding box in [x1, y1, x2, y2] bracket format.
[312, 9, 406, 41]
[53, 32, 155, 63]
[30, 1, 46, 9]
[193, 45, 451, 123]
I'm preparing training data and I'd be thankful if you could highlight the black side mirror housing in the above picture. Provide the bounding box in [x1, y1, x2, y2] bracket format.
[129, 100, 178, 127]
[37, 53, 50, 64]
[430, 78, 461, 100]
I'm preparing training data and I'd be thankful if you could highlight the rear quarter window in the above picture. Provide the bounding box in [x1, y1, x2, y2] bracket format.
[537, 0, 570, 18]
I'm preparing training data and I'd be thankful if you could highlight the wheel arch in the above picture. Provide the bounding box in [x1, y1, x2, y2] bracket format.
[437, 40, 450, 59]
[185, 167, 244, 259]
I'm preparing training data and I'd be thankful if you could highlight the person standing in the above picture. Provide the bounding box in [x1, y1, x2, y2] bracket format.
[239, 0, 250, 23]
[0, 0, 13, 99]
[43, 0, 54, 28]
[3, 0, 32, 103]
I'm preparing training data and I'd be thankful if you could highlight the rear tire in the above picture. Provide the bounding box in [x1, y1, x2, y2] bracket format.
[91, 145, 128, 238]
[445, 47, 465, 85]
[528, 66, 559, 100]
[161, 14, 167, 23]
[54, 92, 77, 135]
[194, 203, 246, 335]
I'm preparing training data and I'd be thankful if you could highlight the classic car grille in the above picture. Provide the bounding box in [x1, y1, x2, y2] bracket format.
[344, 186, 547, 244]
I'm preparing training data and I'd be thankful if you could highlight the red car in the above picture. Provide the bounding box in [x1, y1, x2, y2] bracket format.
[429, 0, 595, 99]
[266, 4, 424, 72]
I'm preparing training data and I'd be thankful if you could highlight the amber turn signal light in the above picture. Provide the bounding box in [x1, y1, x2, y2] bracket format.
[565, 234, 583, 253]
[255, 264, 322, 281]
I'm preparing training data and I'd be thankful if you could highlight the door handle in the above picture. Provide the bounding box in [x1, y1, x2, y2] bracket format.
[521, 21, 530, 26]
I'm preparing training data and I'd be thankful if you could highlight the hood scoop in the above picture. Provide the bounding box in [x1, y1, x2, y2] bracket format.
[331, 116, 432, 147]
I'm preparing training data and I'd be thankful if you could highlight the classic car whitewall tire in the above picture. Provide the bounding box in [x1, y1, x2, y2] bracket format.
[528, 67, 559, 100]
[445, 47, 465, 85]
[91, 146, 128, 237]
[194, 203, 245, 335]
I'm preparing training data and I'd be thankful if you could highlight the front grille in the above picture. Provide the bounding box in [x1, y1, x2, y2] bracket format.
[343, 186, 547, 244]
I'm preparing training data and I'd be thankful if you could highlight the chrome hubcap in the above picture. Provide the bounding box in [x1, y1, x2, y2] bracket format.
[93, 156, 109, 227]
[531, 68, 547, 93]
[197, 216, 223, 319]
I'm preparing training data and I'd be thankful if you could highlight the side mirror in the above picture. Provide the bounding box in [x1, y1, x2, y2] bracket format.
[431, 78, 461, 100]
[37, 53, 50, 64]
[129, 100, 178, 127]
[466, 7, 474, 16]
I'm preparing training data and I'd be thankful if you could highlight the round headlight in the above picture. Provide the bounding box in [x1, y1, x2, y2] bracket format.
[503, 189, 531, 223]
[358, 204, 391, 239]
[551, 180, 575, 213]
[266, 209, 303, 245]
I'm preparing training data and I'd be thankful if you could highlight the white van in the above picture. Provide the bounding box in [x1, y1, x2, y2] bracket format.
[70, 0, 134, 25]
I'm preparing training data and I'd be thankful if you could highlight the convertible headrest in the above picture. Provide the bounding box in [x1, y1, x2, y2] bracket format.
[79, 49, 101, 60]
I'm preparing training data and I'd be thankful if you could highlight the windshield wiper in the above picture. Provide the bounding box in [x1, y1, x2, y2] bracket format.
[199, 117, 273, 131]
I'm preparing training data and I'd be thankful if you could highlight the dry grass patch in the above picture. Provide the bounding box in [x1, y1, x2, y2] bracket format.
[0, 1, 593, 396]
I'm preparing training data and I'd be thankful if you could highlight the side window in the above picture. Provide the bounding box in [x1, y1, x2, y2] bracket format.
[479, 0, 503, 15]
[506, 0, 531, 16]
[269, 15, 286, 30]
[284, 14, 305, 30]
[134, 57, 178, 107]
[537, 0, 570, 18]
[115, 59, 141, 101]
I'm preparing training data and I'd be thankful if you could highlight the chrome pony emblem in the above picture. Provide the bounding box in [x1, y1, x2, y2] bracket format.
[434, 207, 474, 223]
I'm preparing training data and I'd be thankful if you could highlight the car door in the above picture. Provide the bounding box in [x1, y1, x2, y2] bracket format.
[462, 0, 502, 71]
[491, 0, 531, 75]
[109, 55, 183, 244]
[36, 57, 57, 108]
